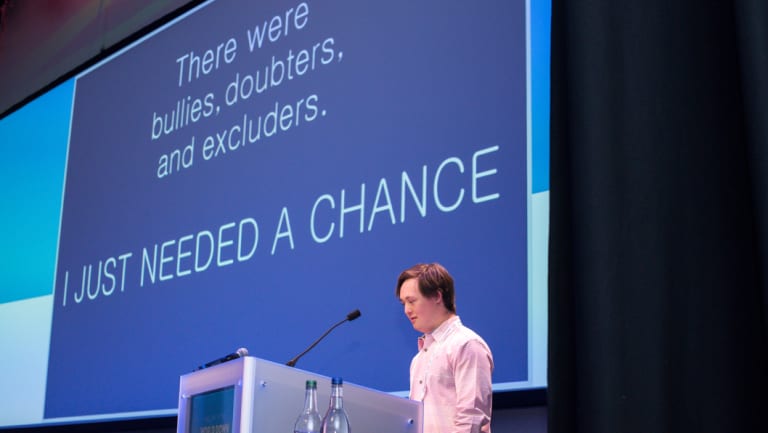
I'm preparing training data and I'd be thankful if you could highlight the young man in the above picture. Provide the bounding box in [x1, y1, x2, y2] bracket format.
[396, 263, 494, 433]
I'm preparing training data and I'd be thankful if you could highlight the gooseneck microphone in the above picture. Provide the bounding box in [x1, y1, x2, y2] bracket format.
[195, 347, 249, 371]
[286, 309, 362, 367]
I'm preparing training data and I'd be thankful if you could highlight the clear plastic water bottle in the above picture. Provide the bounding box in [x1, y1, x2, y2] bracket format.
[321, 377, 350, 433]
[294, 380, 322, 433]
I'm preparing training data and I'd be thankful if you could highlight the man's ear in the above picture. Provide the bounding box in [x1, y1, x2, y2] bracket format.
[434, 290, 443, 306]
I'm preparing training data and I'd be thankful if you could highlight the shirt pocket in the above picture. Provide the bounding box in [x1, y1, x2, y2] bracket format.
[429, 361, 456, 389]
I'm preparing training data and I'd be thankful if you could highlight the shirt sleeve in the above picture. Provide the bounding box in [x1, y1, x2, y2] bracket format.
[452, 339, 494, 433]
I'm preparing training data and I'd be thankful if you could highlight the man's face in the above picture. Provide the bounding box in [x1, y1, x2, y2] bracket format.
[399, 277, 444, 334]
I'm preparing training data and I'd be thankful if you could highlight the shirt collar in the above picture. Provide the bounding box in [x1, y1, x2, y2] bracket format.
[417, 315, 460, 351]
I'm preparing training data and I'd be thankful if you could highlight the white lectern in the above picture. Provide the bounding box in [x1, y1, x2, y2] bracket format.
[176, 356, 423, 433]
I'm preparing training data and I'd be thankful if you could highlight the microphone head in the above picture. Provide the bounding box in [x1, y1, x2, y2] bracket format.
[346, 309, 361, 321]
[236, 347, 249, 357]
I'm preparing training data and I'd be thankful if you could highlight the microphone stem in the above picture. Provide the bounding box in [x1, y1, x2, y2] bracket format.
[286, 318, 348, 367]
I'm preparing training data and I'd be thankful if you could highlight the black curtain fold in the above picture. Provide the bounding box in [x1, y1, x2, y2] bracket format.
[548, 1, 768, 432]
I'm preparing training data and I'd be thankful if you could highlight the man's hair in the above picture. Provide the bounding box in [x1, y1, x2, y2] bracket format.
[396, 262, 456, 313]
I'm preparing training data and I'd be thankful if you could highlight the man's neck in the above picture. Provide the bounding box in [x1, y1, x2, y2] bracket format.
[426, 313, 457, 334]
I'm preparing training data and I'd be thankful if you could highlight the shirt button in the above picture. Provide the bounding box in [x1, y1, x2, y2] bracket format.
[419, 380, 423, 384]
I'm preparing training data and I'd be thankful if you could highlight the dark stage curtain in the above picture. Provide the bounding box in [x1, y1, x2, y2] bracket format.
[548, 1, 768, 432]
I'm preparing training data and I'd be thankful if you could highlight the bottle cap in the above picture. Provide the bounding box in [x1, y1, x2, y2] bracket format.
[306, 380, 317, 388]
[332, 377, 343, 385]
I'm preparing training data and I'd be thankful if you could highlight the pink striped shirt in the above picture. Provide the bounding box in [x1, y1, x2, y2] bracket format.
[409, 316, 494, 433]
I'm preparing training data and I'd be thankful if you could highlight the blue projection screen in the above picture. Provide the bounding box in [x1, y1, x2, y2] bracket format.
[0, 0, 550, 427]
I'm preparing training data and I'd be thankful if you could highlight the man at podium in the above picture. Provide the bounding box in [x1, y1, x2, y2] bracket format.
[395, 263, 494, 433]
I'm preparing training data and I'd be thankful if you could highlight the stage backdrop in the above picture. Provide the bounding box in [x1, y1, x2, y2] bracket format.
[0, 0, 550, 427]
